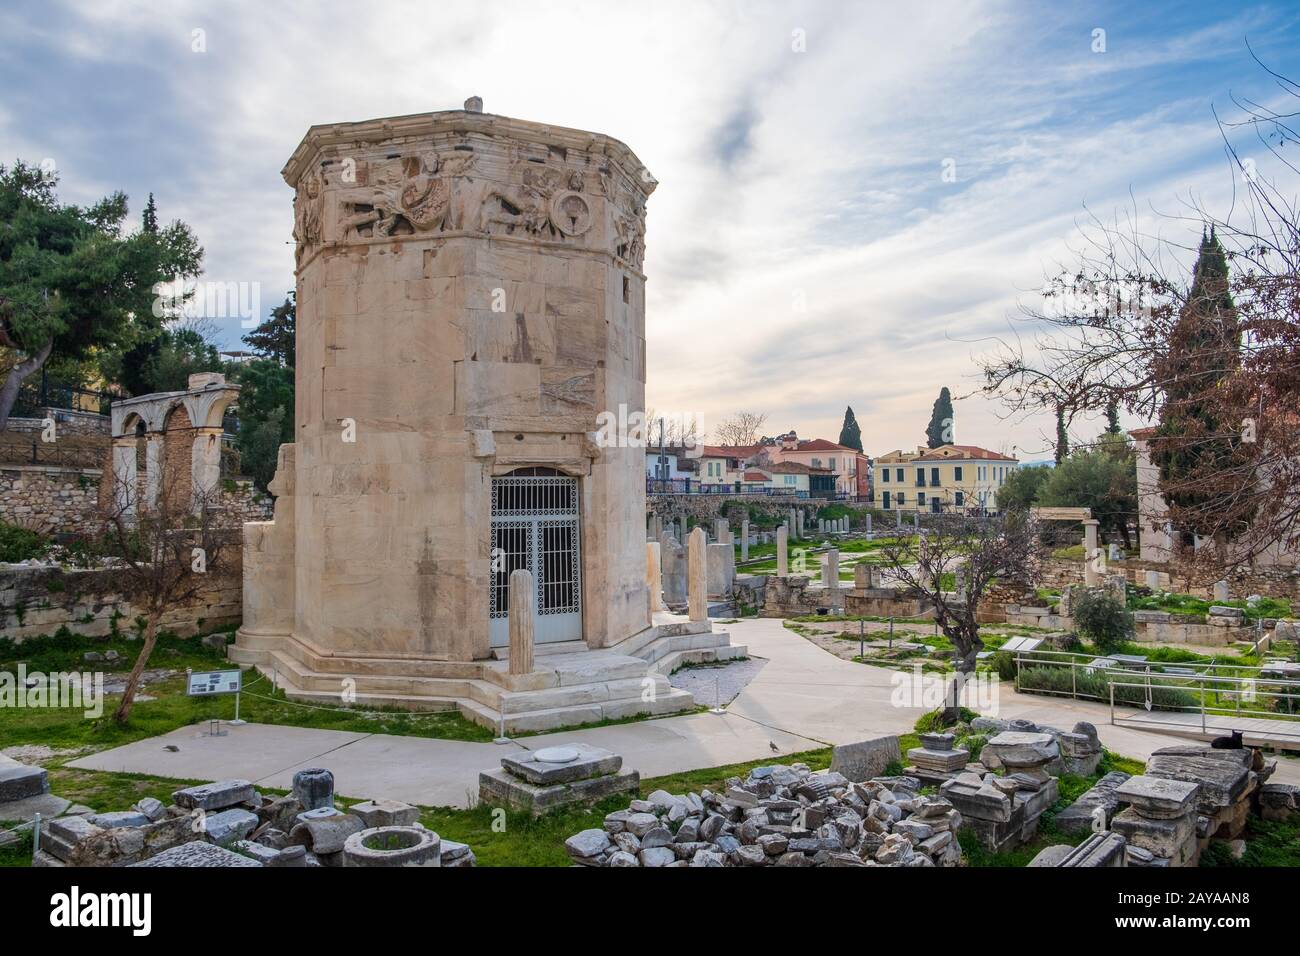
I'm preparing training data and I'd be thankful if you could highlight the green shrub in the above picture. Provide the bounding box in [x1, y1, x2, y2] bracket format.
[991, 651, 1017, 681]
[0, 521, 48, 563]
[1017, 665, 1197, 710]
[1073, 590, 1134, 654]
[914, 706, 978, 733]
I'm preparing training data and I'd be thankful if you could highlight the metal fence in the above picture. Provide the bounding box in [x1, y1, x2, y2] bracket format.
[1009, 647, 1300, 746]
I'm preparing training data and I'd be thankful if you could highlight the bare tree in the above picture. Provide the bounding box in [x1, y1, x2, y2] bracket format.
[979, 50, 1300, 571]
[100, 462, 240, 723]
[712, 410, 769, 447]
[876, 513, 1042, 719]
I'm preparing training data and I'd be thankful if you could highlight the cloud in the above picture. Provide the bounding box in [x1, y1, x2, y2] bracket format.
[1, 0, 1294, 458]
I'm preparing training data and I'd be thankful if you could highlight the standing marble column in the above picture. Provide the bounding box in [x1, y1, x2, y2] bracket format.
[507, 568, 535, 675]
[796, 510, 805, 539]
[788, 508, 798, 540]
[190, 426, 224, 510]
[688, 527, 708, 622]
[777, 525, 789, 577]
[865, 513, 872, 536]
[110, 438, 138, 520]
[1083, 519, 1101, 586]
[822, 548, 840, 590]
[714, 518, 730, 544]
[740, 519, 750, 562]
[143, 433, 162, 510]
[646, 541, 663, 612]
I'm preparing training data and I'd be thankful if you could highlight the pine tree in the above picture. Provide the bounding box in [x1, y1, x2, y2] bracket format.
[838, 405, 863, 451]
[925, 387, 954, 448]
[243, 293, 296, 367]
[141, 193, 158, 233]
[1054, 405, 1070, 464]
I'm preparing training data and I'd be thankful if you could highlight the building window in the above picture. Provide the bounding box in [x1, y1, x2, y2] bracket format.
[895, 468, 903, 482]
[954, 466, 963, 482]
[955, 491, 964, 506]
[918, 493, 926, 505]
[785, 475, 796, 486]
[897, 493, 905, 505]
[828, 457, 836, 470]
[930, 467, 940, 486]
[882, 470, 890, 483]
[915, 469, 925, 487]
[883, 491, 891, 508]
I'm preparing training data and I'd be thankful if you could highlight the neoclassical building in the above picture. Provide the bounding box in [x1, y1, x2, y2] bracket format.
[233, 100, 738, 730]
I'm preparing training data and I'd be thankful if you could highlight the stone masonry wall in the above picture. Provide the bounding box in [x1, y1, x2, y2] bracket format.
[0, 466, 104, 535]
[0, 546, 243, 643]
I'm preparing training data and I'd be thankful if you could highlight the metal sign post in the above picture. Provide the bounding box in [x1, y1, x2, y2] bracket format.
[186, 668, 245, 728]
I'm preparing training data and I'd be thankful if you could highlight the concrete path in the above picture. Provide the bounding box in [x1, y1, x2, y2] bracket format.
[67, 617, 1300, 806]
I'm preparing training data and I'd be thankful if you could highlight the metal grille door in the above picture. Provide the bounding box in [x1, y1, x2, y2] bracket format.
[489, 472, 582, 647]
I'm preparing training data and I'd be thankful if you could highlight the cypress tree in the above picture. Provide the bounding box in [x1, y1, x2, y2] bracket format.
[1150, 226, 1248, 535]
[925, 387, 954, 448]
[1055, 405, 1070, 464]
[838, 405, 863, 451]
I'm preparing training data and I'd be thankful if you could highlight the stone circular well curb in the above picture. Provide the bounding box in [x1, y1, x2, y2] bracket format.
[343, 826, 441, 867]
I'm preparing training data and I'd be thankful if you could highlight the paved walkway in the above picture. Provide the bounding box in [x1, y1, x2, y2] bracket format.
[67, 618, 1300, 806]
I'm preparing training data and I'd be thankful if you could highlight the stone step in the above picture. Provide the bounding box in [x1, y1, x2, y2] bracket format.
[633, 630, 734, 665]
[260, 650, 479, 706]
[648, 643, 749, 676]
[459, 686, 698, 734]
[489, 640, 589, 661]
[232, 629, 482, 680]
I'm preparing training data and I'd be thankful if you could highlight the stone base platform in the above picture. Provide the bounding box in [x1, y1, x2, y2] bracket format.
[231, 614, 745, 734]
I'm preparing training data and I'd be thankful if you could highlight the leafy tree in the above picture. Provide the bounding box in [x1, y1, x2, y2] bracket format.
[925, 387, 953, 448]
[876, 512, 1041, 720]
[234, 358, 294, 489]
[1073, 589, 1134, 654]
[101, 466, 239, 723]
[838, 405, 863, 452]
[996, 464, 1052, 512]
[243, 292, 295, 367]
[108, 324, 223, 396]
[1038, 431, 1138, 547]
[1054, 405, 1070, 464]
[0, 162, 202, 428]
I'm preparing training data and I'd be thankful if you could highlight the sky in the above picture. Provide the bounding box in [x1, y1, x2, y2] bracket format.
[2, 0, 1297, 460]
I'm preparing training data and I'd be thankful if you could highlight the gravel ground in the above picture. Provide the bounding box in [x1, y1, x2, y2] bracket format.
[668, 657, 767, 707]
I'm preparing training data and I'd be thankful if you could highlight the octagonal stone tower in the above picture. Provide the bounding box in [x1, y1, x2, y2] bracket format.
[238, 100, 656, 682]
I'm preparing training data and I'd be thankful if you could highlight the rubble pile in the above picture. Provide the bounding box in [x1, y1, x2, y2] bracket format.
[564, 762, 964, 867]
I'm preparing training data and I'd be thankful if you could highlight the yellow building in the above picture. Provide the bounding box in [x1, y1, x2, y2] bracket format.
[874, 444, 1018, 515]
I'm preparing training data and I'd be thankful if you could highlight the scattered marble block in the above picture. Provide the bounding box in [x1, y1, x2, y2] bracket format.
[501, 744, 623, 785]
[905, 735, 970, 784]
[89, 811, 151, 829]
[348, 799, 420, 828]
[481, 744, 639, 817]
[0, 755, 49, 802]
[202, 808, 259, 845]
[131, 842, 263, 867]
[1260, 783, 1300, 822]
[1144, 747, 1253, 840]
[981, 732, 1059, 784]
[830, 736, 901, 783]
[1112, 775, 1200, 866]
[941, 771, 1059, 853]
[1029, 831, 1127, 867]
[172, 779, 257, 812]
[0, 791, 71, 824]
[1055, 722, 1103, 776]
[1055, 771, 1131, 833]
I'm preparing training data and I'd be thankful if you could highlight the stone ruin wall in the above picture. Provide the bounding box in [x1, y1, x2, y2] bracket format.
[0, 544, 243, 644]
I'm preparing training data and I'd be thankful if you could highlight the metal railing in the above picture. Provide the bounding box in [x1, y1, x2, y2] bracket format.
[1009, 647, 1300, 744]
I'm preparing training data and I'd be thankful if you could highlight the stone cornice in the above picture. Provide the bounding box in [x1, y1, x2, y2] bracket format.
[282, 109, 657, 197]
